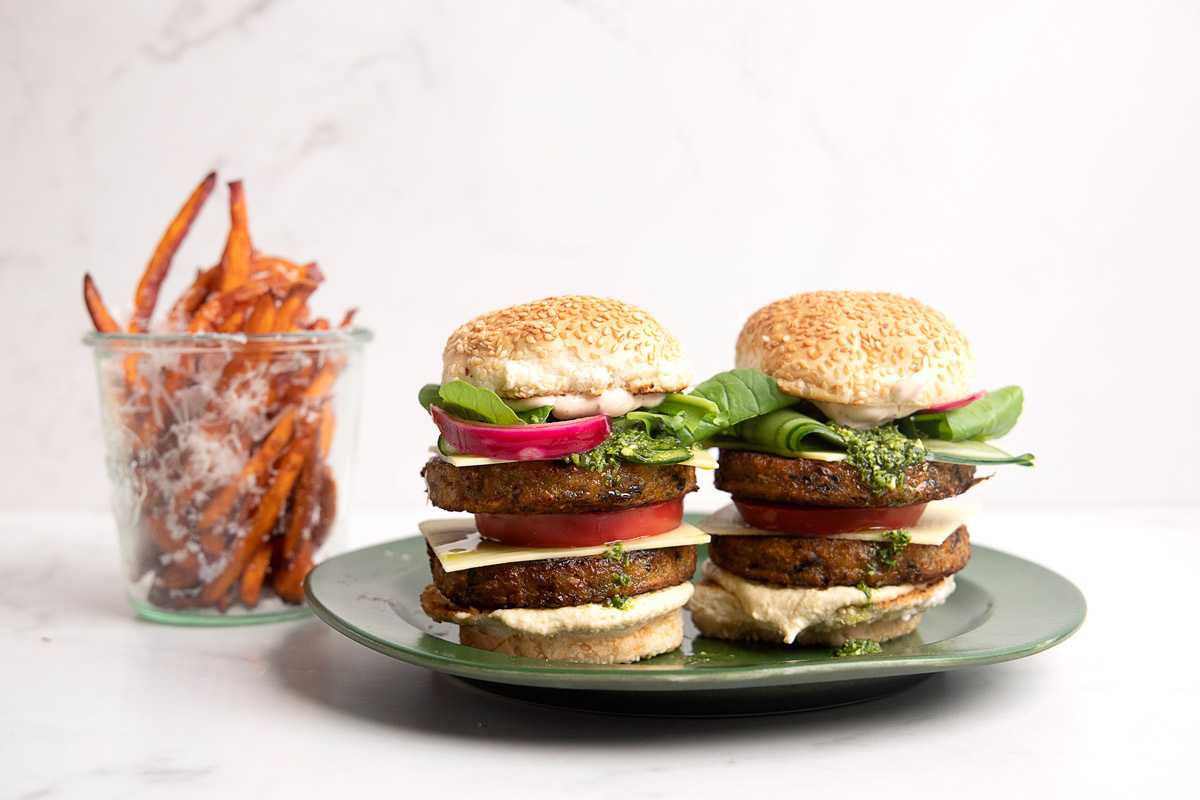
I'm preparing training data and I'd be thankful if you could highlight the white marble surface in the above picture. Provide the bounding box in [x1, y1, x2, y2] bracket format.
[2, 1, 1199, 512]
[3, 506, 1194, 797]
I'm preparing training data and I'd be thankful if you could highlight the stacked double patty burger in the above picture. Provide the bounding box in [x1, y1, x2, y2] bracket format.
[418, 296, 712, 664]
[688, 291, 1032, 648]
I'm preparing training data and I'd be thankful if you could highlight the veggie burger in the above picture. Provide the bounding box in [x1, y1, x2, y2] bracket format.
[687, 291, 1033, 649]
[418, 295, 714, 664]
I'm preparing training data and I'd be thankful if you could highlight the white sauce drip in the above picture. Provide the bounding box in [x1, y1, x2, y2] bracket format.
[698, 561, 953, 644]
[813, 367, 930, 429]
[459, 582, 694, 637]
[508, 390, 666, 419]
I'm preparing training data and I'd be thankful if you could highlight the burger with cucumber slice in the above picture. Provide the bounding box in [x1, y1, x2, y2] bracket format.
[416, 295, 718, 664]
[686, 291, 1034, 650]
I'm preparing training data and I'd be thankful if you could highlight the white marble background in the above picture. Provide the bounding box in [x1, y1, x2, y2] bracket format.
[1, 0, 1197, 512]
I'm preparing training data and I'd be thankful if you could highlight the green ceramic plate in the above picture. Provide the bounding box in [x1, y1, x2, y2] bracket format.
[305, 537, 1085, 716]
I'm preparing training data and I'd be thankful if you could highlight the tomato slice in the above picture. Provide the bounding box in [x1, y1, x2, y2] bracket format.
[731, 497, 926, 536]
[474, 497, 684, 548]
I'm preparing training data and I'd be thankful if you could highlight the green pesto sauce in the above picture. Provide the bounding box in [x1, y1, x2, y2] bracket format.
[874, 530, 913, 570]
[603, 542, 633, 608]
[603, 542, 632, 567]
[832, 638, 883, 658]
[856, 581, 874, 605]
[829, 422, 926, 493]
[565, 419, 692, 473]
[841, 606, 875, 626]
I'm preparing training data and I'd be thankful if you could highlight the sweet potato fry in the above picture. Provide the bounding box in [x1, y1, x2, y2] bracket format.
[244, 293, 277, 333]
[196, 408, 297, 532]
[339, 308, 358, 329]
[200, 421, 314, 604]
[130, 172, 217, 332]
[219, 180, 252, 292]
[88, 173, 355, 615]
[239, 543, 272, 606]
[272, 538, 312, 605]
[188, 284, 270, 332]
[209, 294, 277, 398]
[251, 255, 323, 286]
[84, 274, 121, 333]
[281, 452, 319, 559]
[166, 266, 220, 329]
[217, 309, 246, 333]
[312, 465, 337, 551]
[318, 402, 335, 458]
[273, 281, 317, 332]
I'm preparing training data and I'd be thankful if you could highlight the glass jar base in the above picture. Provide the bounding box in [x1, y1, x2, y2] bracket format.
[128, 597, 311, 626]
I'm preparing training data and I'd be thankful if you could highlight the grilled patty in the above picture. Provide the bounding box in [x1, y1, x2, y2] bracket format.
[428, 544, 697, 609]
[707, 526, 970, 589]
[715, 449, 978, 508]
[422, 457, 697, 515]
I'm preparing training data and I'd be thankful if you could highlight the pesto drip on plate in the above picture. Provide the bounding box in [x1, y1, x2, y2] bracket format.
[829, 422, 927, 493]
[832, 638, 884, 658]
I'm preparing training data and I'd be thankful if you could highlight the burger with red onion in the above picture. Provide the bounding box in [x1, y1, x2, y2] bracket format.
[416, 295, 718, 664]
[686, 291, 1033, 651]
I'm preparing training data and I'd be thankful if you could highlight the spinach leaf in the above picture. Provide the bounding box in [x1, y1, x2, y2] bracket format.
[420, 382, 553, 424]
[515, 405, 554, 424]
[687, 369, 802, 443]
[436, 380, 524, 425]
[906, 386, 1024, 442]
[418, 383, 442, 413]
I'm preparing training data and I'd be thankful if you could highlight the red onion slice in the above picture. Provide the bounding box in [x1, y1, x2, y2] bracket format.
[431, 405, 611, 460]
[920, 390, 986, 413]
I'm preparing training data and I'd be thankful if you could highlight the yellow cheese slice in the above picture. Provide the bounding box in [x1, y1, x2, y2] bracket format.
[430, 447, 718, 470]
[714, 447, 846, 463]
[420, 518, 711, 573]
[696, 500, 979, 545]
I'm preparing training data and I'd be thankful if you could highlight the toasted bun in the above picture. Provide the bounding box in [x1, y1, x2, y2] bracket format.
[686, 574, 955, 646]
[420, 582, 690, 664]
[442, 295, 692, 399]
[736, 291, 975, 409]
[459, 610, 684, 664]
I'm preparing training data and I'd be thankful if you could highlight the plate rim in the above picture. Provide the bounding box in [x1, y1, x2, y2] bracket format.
[304, 537, 1086, 692]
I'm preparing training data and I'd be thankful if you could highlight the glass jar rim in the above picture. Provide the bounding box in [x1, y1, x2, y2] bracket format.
[83, 328, 373, 349]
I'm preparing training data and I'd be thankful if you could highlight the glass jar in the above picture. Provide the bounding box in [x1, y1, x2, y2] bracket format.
[84, 330, 370, 624]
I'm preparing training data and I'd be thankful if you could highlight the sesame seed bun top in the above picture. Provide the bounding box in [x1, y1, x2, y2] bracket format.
[735, 291, 975, 410]
[442, 295, 692, 399]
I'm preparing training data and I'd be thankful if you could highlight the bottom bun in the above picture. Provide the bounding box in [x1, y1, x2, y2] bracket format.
[459, 610, 684, 664]
[420, 582, 691, 664]
[687, 567, 955, 646]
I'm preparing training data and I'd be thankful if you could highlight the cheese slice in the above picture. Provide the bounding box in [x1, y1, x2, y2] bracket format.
[431, 447, 718, 470]
[421, 517, 710, 572]
[696, 500, 979, 546]
[714, 446, 846, 463]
